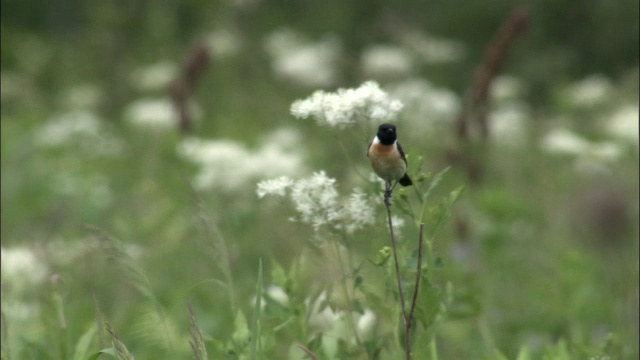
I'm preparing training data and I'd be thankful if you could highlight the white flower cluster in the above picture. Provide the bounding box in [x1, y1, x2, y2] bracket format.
[205, 30, 242, 59]
[565, 74, 613, 108]
[130, 61, 178, 92]
[606, 104, 639, 145]
[399, 31, 466, 64]
[33, 110, 123, 156]
[388, 79, 459, 127]
[265, 28, 341, 88]
[360, 45, 414, 79]
[178, 128, 304, 191]
[125, 98, 181, 130]
[540, 127, 624, 173]
[1, 247, 48, 294]
[291, 81, 404, 128]
[257, 171, 377, 234]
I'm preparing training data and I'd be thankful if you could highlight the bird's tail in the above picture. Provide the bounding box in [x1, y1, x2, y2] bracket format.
[399, 173, 413, 187]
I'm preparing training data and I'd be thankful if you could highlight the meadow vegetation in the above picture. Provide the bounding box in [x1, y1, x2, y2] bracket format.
[1, 1, 638, 359]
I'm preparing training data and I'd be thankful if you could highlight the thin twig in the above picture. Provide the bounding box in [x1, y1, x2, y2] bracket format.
[383, 190, 410, 360]
[295, 344, 319, 360]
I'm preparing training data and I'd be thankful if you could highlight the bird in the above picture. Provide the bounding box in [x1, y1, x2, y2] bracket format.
[367, 123, 413, 194]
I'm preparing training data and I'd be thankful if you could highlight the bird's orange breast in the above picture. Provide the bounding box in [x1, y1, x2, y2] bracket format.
[368, 142, 406, 181]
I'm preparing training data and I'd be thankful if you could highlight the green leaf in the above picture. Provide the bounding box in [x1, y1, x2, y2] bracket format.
[72, 324, 97, 360]
[86, 348, 118, 360]
[515, 345, 532, 360]
[422, 166, 451, 203]
[232, 310, 250, 349]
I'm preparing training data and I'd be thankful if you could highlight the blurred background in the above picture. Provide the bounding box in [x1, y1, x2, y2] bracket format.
[1, 0, 638, 359]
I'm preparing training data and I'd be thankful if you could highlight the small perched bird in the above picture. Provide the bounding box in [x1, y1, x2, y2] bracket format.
[367, 123, 413, 193]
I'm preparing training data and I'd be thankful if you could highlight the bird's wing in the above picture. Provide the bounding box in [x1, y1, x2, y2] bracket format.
[366, 140, 372, 157]
[397, 141, 408, 165]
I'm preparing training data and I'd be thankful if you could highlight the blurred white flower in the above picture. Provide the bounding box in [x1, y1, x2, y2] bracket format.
[63, 84, 103, 110]
[361, 45, 414, 79]
[356, 309, 377, 340]
[265, 29, 341, 88]
[566, 74, 613, 108]
[1, 247, 47, 293]
[291, 81, 404, 128]
[606, 104, 639, 144]
[388, 79, 459, 127]
[178, 128, 304, 191]
[131, 61, 178, 92]
[205, 30, 242, 59]
[540, 128, 590, 155]
[491, 76, 524, 103]
[33, 111, 124, 156]
[400, 31, 465, 64]
[307, 292, 341, 334]
[266, 285, 289, 307]
[34, 110, 101, 147]
[124, 98, 179, 130]
[257, 176, 294, 198]
[490, 103, 530, 147]
[541, 127, 624, 173]
[0, 299, 40, 321]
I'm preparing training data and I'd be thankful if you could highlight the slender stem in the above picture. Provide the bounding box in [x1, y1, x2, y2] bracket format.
[429, 338, 438, 360]
[383, 189, 410, 360]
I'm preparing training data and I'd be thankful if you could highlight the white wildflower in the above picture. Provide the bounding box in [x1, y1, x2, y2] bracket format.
[490, 103, 530, 147]
[291, 81, 404, 128]
[290, 171, 339, 230]
[63, 84, 103, 110]
[391, 215, 405, 230]
[574, 141, 624, 174]
[266, 285, 289, 307]
[124, 98, 179, 130]
[356, 309, 377, 340]
[606, 104, 639, 144]
[178, 128, 304, 191]
[257, 176, 294, 198]
[492, 75, 524, 102]
[388, 79, 459, 127]
[361, 45, 414, 79]
[131, 61, 178, 92]
[307, 292, 341, 333]
[1, 247, 47, 293]
[259, 172, 382, 235]
[265, 29, 341, 87]
[205, 30, 241, 59]
[34, 111, 101, 147]
[339, 189, 376, 234]
[540, 128, 589, 155]
[400, 31, 465, 64]
[541, 127, 624, 173]
[566, 74, 612, 108]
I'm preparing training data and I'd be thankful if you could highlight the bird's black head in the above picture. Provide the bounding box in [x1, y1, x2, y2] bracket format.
[377, 123, 397, 145]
